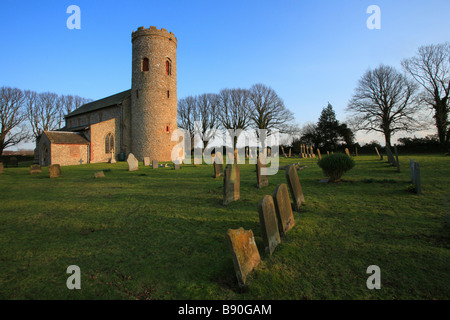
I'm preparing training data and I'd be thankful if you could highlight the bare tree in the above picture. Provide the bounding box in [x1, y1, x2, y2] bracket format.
[0, 87, 28, 156]
[177, 95, 198, 150]
[347, 65, 421, 148]
[196, 93, 220, 149]
[218, 88, 252, 150]
[249, 83, 294, 136]
[26, 91, 60, 139]
[402, 42, 450, 148]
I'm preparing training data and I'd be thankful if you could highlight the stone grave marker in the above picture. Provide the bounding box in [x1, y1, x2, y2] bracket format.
[288, 148, 292, 158]
[30, 164, 42, 174]
[414, 162, 421, 194]
[214, 152, 224, 178]
[345, 148, 351, 157]
[256, 156, 268, 188]
[273, 183, 295, 236]
[317, 148, 322, 160]
[109, 153, 116, 164]
[152, 160, 158, 169]
[225, 228, 261, 288]
[374, 147, 382, 160]
[143, 157, 150, 166]
[127, 153, 139, 171]
[0, 162, 3, 174]
[385, 146, 396, 165]
[223, 164, 240, 205]
[48, 164, 62, 178]
[258, 195, 281, 255]
[94, 171, 105, 179]
[285, 164, 305, 212]
[173, 162, 181, 170]
[410, 159, 415, 183]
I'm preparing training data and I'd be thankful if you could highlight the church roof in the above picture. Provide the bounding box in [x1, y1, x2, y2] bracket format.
[66, 89, 131, 118]
[44, 131, 90, 145]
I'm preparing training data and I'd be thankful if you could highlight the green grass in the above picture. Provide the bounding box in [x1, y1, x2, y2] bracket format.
[0, 154, 449, 300]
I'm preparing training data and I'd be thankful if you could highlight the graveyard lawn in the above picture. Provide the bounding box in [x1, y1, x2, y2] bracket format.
[0, 155, 448, 300]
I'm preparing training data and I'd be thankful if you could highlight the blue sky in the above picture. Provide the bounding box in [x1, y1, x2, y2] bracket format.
[1, 0, 449, 148]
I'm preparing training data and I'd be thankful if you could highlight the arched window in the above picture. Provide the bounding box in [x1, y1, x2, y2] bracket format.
[142, 58, 149, 72]
[105, 133, 114, 154]
[166, 59, 172, 75]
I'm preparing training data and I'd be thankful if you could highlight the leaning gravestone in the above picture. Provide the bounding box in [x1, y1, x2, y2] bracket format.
[48, 164, 62, 178]
[285, 164, 305, 212]
[256, 156, 268, 188]
[375, 147, 383, 160]
[127, 153, 139, 171]
[225, 228, 261, 288]
[345, 148, 351, 157]
[414, 162, 421, 194]
[410, 159, 415, 184]
[317, 148, 322, 160]
[152, 160, 158, 169]
[0, 162, 3, 174]
[385, 146, 396, 165]
[214, 152, 224, 178]
[143, 157, 150, 167]
[223, 164, 240, 205]
[94, 171, 105, 179]
[258, 195, 281, 255]
[30, 164, 42, 174]
[273, 183, 295, 236]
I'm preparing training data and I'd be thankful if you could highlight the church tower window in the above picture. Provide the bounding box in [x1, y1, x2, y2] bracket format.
[166, 59, 171, 75]
[105, 133, 115, 154]
[142, 57, 149, 72]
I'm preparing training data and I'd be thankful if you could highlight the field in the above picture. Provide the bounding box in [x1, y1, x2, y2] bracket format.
[0, 154, 449, 300]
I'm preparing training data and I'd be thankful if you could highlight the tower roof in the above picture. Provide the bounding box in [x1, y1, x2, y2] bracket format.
[66, 89, 131, 118]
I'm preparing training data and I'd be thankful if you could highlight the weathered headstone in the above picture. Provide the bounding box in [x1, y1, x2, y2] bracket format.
[225, 228, 261, 288]
[143, 157, 150, 166]
[414, 162, 421, 194]
[410, 159, 415, 183]
[385, 146, 395, 165]
[152, 160, 158, 169]
[288, 148, 292, 158]
[214, 152, 223, 178]
[375, 147, 382, 160]
[30, 164, 42, 174]
[285, 164, 304, 212]
[173, 162, 181, 170]
[345, 148, 351, 157]
[94, 171, 105, 179]
[317, 148, 322, 160]
[0, 162, 3, 174]
[48, 164, 62, 178]
[256, 156, 268, 188]
[223, 164, 240, 205]
[273, 183, 295, 236]
[127, 153, 139, 171]
[258, 195, 281, 255]
[109, 152, 116, 164]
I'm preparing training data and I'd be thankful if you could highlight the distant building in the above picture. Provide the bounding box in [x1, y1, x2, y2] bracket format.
[37, 26, 178, 166]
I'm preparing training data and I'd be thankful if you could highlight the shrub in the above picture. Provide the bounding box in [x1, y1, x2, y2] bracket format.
[317, 153, 355, 182]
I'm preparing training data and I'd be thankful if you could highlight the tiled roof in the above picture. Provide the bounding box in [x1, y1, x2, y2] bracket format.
[44, 131, 90, 145]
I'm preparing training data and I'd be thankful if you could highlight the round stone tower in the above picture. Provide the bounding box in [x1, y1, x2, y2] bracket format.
[131, 26, 178, 161]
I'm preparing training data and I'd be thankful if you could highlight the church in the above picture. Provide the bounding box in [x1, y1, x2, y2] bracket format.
[38, 26, 178, 166]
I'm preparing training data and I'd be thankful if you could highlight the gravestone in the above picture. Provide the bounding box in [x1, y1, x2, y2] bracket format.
[317, 148, 322, 160]
[48, 164, 62, 178]
[143, 157, 150, 167]
[273, 183, 295, 236]
[375, 147, 382, 160]
[258, 195, 281, 255]
[223, 164, 240, 205]
[225, 228, 261, 288]
[214, 152, 224, 178]
[127, 153, 139, 171]
[30, 164, 42, 174]
[0, 162, 3, 174]
[173, 162, 181, 170]
[109, 152, 116, 164]
[288, 148, 292, 158]
[385, 146, 396, 165]
[285, 164, 304, 212]
[410, 159, 415, 183]
[152, 160, 158, 169]
[345, 148, 351, 157]
[94, 171, 105, 179]
[256, 156, 268, 188]
[414, 162, 421, 194]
